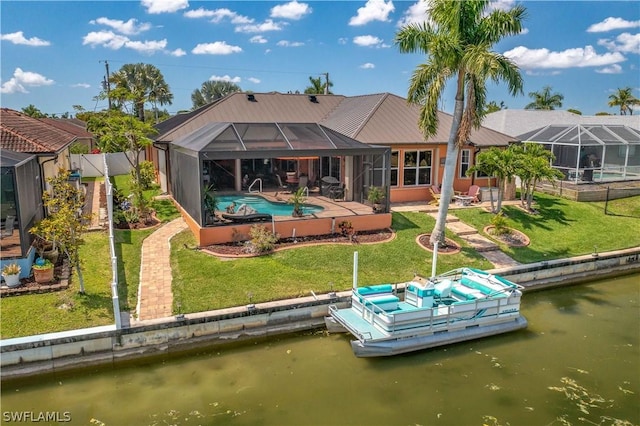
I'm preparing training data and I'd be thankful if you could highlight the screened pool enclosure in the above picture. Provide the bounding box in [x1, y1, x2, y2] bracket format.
[518, 124, 640, 183]
[169, 122, 391, 227]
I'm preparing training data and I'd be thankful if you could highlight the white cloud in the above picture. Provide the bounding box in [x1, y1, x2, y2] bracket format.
[598, 32, 640, 54]
[141, 0, 188, 14]
[83, 30, 129, 49]
[360, 63, 375, 69]
[169, 48, 186, 57]
[184, 7, 253, 24]
[596, 64, 623, 74]
[487, 0, 516, 12]
[209, 74, 242, 83]
[519, 27, 529, 35]
[397, 1, 429, 27]
[349, 0, 394, 26]
[277, 40, 304, 47]
[235, 19, 285, 33]
[353, 35, 387, 48]
[250, 35, 268, 44]
[524, 70, 562, 76]
[248, 77, 261, 84]
[1, 68, 54, 94]
[89, 17, 152, 35]
[82, 30, 179, 55]
[338, 37, 348, 45]
[587, 17, 640, 33]
[503, 45, 625, 69]
[124, 39, 168, 54]
[270, 1, 311, 20]
[192, 41, 242, 55]
[0, 31, 50, 46]
[71, 83, 91, 88]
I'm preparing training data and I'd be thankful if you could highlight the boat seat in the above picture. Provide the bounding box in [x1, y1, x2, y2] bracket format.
[452, 286, 482, 301]
[356, 284, 393, 297]
[362, 294, 399, 311]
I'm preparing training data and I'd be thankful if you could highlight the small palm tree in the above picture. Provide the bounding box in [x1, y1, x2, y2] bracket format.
[288, 187, 307, 217]
[608, 87, 640, 115]
[525, 86, 564, 110]
[304, 76, 333, 94]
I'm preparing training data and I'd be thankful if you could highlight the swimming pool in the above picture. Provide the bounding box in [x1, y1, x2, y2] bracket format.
[217, 194, 324, 216]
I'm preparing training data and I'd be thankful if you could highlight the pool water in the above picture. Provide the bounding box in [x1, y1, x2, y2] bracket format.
[217, 194, 324, 216]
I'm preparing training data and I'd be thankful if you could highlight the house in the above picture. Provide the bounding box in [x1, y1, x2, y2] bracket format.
[150, 92, 516, 246]
[0, 108, 84, 262]
[152, 92, 516, 202]
[483, 110, 640, 183]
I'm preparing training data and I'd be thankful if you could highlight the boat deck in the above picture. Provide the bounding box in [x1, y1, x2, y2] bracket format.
[331, 307, 390, 341]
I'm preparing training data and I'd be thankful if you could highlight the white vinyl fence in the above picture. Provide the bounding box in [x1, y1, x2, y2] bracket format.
[70, 152, 144, 177]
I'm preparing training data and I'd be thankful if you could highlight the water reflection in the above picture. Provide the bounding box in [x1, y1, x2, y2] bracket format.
[2, 274, 638, 426]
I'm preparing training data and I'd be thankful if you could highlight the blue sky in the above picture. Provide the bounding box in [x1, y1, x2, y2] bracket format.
[1, 0, 639, 117]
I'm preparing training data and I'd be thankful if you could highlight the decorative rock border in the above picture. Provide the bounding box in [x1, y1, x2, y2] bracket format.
[483, 226, 530, 247]
[416, 234, 462, 255]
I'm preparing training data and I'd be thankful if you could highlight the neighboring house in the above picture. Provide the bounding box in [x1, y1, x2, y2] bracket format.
[1, 108, 80, 186]
[483, 110, 640, 182]
[483, 109, 640, 136]
[41, 118, 97, 156]
[0, 108, 83, 262]
[152, 92, 516, 204]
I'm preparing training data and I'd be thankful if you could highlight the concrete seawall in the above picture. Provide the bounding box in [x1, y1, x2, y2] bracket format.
[2, 246, 639, 380]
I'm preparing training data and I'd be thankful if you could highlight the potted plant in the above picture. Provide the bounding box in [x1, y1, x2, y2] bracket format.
[2, 263, 22, 288]
[203, 184, 219, 225]
[288, 187, 306, 217]
[367, 186, 385, 213]
[32, 258, 54, 284]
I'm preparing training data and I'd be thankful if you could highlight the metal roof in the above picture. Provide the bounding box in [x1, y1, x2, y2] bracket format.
[518, 124, 640, 146]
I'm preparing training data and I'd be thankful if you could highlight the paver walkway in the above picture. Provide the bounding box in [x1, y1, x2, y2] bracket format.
[136, 218, 187, 321]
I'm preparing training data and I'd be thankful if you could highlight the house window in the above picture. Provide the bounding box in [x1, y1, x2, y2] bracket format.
[460, 149, 470, 178]
[390, 151, 399, 186]
[403, 150, 432, 186]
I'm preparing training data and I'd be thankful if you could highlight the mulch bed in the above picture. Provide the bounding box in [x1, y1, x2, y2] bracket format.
[484, 226, 530, 247]
[417, 234, 461, 255]
[0, 258, 70, 297]
[203, 229, 395, 257]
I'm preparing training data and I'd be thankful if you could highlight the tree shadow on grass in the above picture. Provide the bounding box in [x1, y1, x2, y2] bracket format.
[504, 196, 574, 232]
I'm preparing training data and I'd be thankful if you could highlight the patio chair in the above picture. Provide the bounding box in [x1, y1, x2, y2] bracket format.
[329, 183, 345, 200]
[298, 175, 308, 190]
[275, 174, 289, 191]
[464, 185, 481, 203]
[1, 215, 15, 238]
[428, 186, 441, 205]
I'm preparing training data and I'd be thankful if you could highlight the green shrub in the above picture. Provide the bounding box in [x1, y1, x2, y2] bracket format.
[248, 225, 279, 254]
[490, 212, 512, 236]
[131, 161, 157, 190]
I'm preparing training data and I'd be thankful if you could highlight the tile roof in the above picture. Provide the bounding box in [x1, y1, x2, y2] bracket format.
[1, 108, 77, 153]
[41, 118, 93, 138]
[156, 92, 515, 147]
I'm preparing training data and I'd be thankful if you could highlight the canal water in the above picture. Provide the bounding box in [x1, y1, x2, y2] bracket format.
[1, 274, 638, 426]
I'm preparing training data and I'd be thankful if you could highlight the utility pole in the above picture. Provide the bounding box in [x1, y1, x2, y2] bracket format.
[101, 60, 112, 109]
[324, 72, 329, 95]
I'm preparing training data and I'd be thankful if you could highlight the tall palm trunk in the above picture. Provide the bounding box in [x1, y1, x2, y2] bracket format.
[431, 74, 465, 245]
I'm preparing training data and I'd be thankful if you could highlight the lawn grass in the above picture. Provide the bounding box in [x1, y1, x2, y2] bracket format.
[170, 212, 492, 314]
[2, 191, 638, 337]
[453, 192, 640, 264]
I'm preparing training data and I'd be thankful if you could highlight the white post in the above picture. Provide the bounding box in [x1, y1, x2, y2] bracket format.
[272, 216, 275, 234]
[431, 241, 439, 278]
[353, 251, 358, 290]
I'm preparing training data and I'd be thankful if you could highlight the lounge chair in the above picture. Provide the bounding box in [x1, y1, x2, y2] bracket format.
[221, 204, 272, 223]
[464, 185, 481, 203]
[428, 186, 441, 205]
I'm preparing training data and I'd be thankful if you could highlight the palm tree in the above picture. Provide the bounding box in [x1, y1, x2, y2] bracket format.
[110, 63, 173, 122]
[608, 87, 640, 115]
[191, 80, 242, 109]
[525, 85, 564, 110]
[304, 76, 332, 94]
[395, 0, 525, 245]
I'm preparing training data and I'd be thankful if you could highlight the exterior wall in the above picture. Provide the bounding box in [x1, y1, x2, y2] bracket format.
[198, 213, 392, 246]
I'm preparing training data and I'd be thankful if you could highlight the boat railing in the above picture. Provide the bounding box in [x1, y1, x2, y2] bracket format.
[248, 178, 262, 193]
[355, 290, 521, 337]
